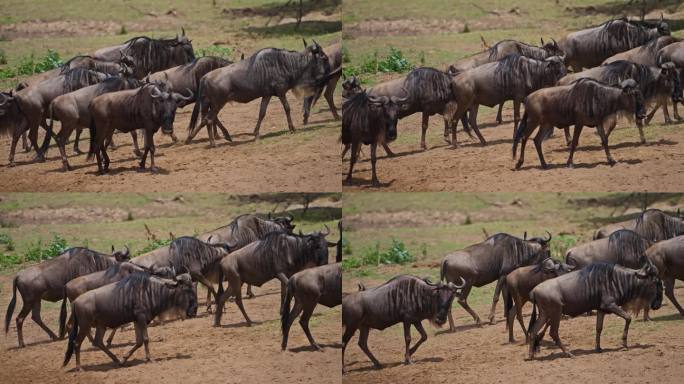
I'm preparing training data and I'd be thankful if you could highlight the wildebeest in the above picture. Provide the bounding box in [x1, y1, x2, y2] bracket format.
[48, 74, 141, 171]
[148, 56, 232, 107]
[593, 208, 684, 240]
[448, 54, 566, 146]
[87, 82, 193, 174]
[557, 60, 681, 134]
[527, 261, 662, 359]
[447, 38, 565, 124]
[503, 258, 574, 343]
[7, 68, 110, 166]
[440, 232, 552, 330]
[281, 262, 341, 351]
[4, 246, 130, 347]
[196, 213, 296, 310]
[92, 31, 195, 79]
[341, 89, 407, 187]
[513, 79, 646, 169]
[602, 36, 679, 66]
[186, 42, 332, 144]
[303, 40, 342, 124]
[62, 272, 197, 371]
[341, 275, 463, 373]
[559, 17, 670, 71]
[341, 75, 362, 99]
[566, 229, 654, 269]
[644, 235, 684, 315]
[213, 228, 334, 327]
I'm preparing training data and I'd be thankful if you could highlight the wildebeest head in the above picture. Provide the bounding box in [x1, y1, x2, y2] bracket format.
[303, 39, 332, 88]
[301, 224, 335, 265]
[0, 91, 15, 117]
[620, 79, 647, 121]
[367, 92, 409, 141]
[424, 277, 465, 326]
[112, 245, 131, 262]
[634, 258, 663, 310]
[540, 38, 564, 58]
[342, 75, 363, 99]
[538, 257, 575, 277]
[525, 231, 553, 260]
[162, 272, 198, 319]
[659, 62, 683, 102]
[149, 83, 193, 134]
[175, 27, 195, 61]
[543, 56, 567, 81]
[268, 212, 296, 233]
[656, 14, 670, 36]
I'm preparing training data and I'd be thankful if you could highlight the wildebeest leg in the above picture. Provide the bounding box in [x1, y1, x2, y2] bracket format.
[282, 298, 303, 350]
[302, 96, 312, 125]
[278, 94, 296, 133]
[468, 105, 486, 145]
[496, 103, 504, 124]
[548, 312, 572, 357]
[528, 310, 548, 359]
[664, 277, 684, 315]
[105, 327, 117, 347]
[456, 284, 482, 327]
[515, 298, 527, 343]
[14, 300, 32, 348]
[673, 101, 682, 120]
[370, 143, 380, 187]
[382, 143, 395, 157]
[73, 321, 90, 371]
[72, 128, 83, 154]
[214, 117, 232, 142]
[420, 112, 429, 150]
[644, 102, 660, 125]
[324, 83, 340, 120]
[130, 130, 142, 157]
[92, 326, 121, 365]
[341, 143, 350, 159]
[342, 322, 358, 374]
[246, 284, 255, 299]
[8, 132, 21, 167]
[601, 302, 632, 348]
[56, 125, 76, 171]
[596, 122, 616, 166]
[299, 300, 320, 350]
[451, 104, 470, 148]
[253, 96, 271, 139]
[662, 103, 672, 124]
[358, 326, 381, 368]
[595, 311, 605, 351]
[562, 127, 571, 146]
[192, 273, 218, 306]
[566, 124, 583, 168]
[512, 99, 521, 134]
[533, 124, 552, 169]
[402, 321, 413, 364]
[408, 321, 428, 361]
[233, 283, 253, 326]
[488, 277, 505, 325]
[343, 141, 359, 186]
[31, 301, 58, 340]
[122, 319, 146, 364]
[21, 131, 29, 152]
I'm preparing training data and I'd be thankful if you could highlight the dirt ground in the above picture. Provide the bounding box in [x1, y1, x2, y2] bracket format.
[0, 277, 341, 384]
[342, 276, 684, 384]
[341, 108, 684, 191]
[0, 96, 341, 192]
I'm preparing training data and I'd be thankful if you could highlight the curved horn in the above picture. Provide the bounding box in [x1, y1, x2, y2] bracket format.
[540, 38, 545, 46]
[174, 88, 194, 102]
[302, 38, 308, 48]
[551, 38, 558, 46]
[545, 231, 552, 242]
[286, 213, 294, 222]
[449, 276, 466, 289]
[524, 231, 527, 240]
[182, 26, 186, 36]
[321, 224, 330, 236]
[149, 86, 162, 98]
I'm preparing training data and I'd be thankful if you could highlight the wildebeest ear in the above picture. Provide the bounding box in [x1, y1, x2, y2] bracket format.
[540, 38, 545, 46]
[302, 38, 308, 49]
[207, 235, 214, 243]
[111, 245, 115, 253]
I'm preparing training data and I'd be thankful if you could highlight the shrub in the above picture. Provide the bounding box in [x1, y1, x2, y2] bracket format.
[550, 234, 577, 260]
[195, 45, 233, 60]
[24, 234, 69, 263]
[343, 47, 414, 78]
[343, 238, 415, 269]
[0, 50, 63, 79]
[138, 238, 172, 255]
[0, 48, 6, 65]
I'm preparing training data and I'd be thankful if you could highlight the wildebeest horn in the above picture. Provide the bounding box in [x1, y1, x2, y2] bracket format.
[357, 282, 366, 291]
[111, 245, 115, 253]
[620, 79, 638, 89]
[540, 38, 545, 46]
[298, 229, 303, 236]
[123, 245, 130, 257]
[312, 39, 319, 47]
[321, 224, 330, 236]
[449, 276, 466, 290]
[551, 38, 558, 47]
[268, 212, 272, 219]
[660, 13, 664, 22]
[150, 86, 162, 98]
[523, 231, 527, 240]
[286, 213, 294, 222]
[326, 241, 336, 247]
[302, 38, 308, 48]
[207, 235, 214, 243]
[182, 27, 186, 36]
[544, 231, 552, 242]
[174, 88, 194, 102]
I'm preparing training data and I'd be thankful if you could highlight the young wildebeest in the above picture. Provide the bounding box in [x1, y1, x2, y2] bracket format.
[341, 89, 407, 187]
[87, 82, 192, 174]
[303, 39, 342, 124]
[513, 79, 646, 170]
[440, 232, 552, 329]
[448, 54, 566, 147]
[593, 208, 684, 240]
[213, 228, 334, 327]
[447, 38, 564, 124]
[4, 246, 130, 347]
[527, 261, 663, 359]
[186, 42, 331, 144]
[196, 213, 296, 311]
[341, 275, 463, 373]
[281, 262, 341, 351]
[559, 17, 670, 72]
[48, 73, 141, 171]
[557, 60, 681, 135]
[8, 68, 110, 166]
[645, 235, 684, 315]
[62, 272, 197, 371]
[503, 258, 575, 343]
[92, 30, 195, 79]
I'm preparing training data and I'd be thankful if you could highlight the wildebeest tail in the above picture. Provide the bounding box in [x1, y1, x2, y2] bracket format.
[527, 299, 542, 352]
[503, 280, 512, 325]
[281, 277, 295, 337]
[216, 267, 224, 297]
[512, 111, 529, 159]
[86, 116, 96, 161]
[63, 304, 78, 367]
[440, 259, 447, 282]
[58, 288, 68, 339]
[188, 80, 203, 130]
[4, 276, 18, 334]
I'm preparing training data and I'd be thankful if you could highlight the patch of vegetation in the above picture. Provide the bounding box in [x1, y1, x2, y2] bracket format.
[550, 234, 578, 260]
[0, 233, 15, 251]
[342, 47, 414, 78]
[0, 49, 63, 79]
[24, 234, 69, 263]
[137, 238, 172, 256]
[342, 238, 414, 270]
[118, 25, 127, 35]
[195, 45, 234, 60]
[0, 49, 7, 65]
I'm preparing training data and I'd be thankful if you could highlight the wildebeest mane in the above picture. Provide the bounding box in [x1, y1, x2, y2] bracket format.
[61, 67, 106, 93]
[64, 247, 119, 281]
[60, 55, 121, 75]
[246, 48, 325, 91]
[342, 90, 380, 145]
[494, 54, 557, 96]
[168, 236, 227, 273]
[488, 40, 548, 61]
[577, 262, 656, 309]
[559, 78, 627, 120]
[403, 67, 453, 108]
[607, 229, 652, 267]
[588, 18, 661, 58]
[123, 36, 192, 74]
[250, 232, 320, 276]
[112, 272, 177, 320]
[206, 214, 286, 248]
[93, 75, 141, 96]
[599, 61, 661, 100]
[634, 209, 684, 241]
[370, 275, 438, 320]
[484, 233, 544, 274]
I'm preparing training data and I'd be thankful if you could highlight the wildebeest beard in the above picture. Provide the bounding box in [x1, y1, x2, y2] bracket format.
[246, 48, 330, 93]
[487, 40, 549, 61]
[250, 232, 326, 275]
[493, 55, 564, 97]
[123, 36, 194, 74]
[576, 263, 660, 311]
[60, 67, 108, 93]
[484, 233, 548, 275]
[111, 272, 196, 321]
[64, 247, 123, 281]
[607, 230, 653, 268]
[588, 19, 664, 58]
[403, 67, 453, 111]
[634, 209, 684, 241]
[168, 236, 228, 273]
[558, 79, 632, 120]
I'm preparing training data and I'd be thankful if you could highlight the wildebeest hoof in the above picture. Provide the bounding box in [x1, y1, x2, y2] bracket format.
[342, 178, 353, 186]
[595, 347, 602, 353]
[565, 352, 575, 358]
[540, 164, 549, 170]
[133, 150, 143, 158]
[607, 159, 617, 166]
[73, 149, 84, 155]
[137, 167, 147, 173]
[33, 155, 45, 163]
[404, 359, 413, 365]
[184, 138, 193, 145]
[566, 162, 574, 169]
[371, 180, 381, 188]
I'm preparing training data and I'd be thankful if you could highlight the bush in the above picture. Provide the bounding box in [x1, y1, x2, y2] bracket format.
[550, 234, 577, 260]
[25, 234, 69, 263]
[343, 47, 414, 78]
[342, 238, 414, 269]
[0, 48, 7, 65]
[195, 45, 233, 60]
[138, 238, 172, 255]
[0, 49, 63, 79]
[0, 233, 15, 251]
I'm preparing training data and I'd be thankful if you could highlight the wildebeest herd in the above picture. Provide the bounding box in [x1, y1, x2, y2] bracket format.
[4, 213, 342, 371]
[342, 208, 684, 372]
[0, 30, 342, 173]
[342, 16, 684, 186]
